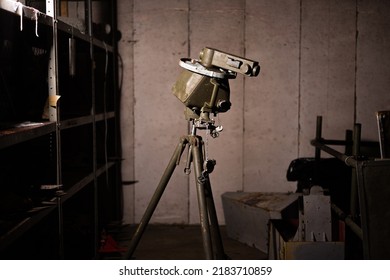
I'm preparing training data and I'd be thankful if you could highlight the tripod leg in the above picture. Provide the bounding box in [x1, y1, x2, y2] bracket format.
[125, 137, 188, 259]
[192, 141, 214, 259]
[204, 179, 227, 259]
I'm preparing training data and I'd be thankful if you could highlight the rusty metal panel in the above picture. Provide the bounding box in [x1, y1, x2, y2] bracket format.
[357, 159, 390, 259]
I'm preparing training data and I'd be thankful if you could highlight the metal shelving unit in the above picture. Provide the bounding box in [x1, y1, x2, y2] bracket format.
[0, 0, 121, 259]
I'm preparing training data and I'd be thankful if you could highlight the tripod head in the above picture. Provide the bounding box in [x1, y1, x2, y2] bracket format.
[172, 47, 260, 126]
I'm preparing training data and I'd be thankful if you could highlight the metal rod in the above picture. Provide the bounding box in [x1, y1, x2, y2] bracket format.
[331, 203, 363, 240]
[310, 139, 358, 168]
[353, 124, 361, 156]
[315, 116, 322, 160]
[85, 0, 93, 37]
[317, 139, 378, 147]
[350, 124, 361, 218]
[69, 37, 76, 76]
[345, 129, 353, 155]
[57, 196, 64, 259]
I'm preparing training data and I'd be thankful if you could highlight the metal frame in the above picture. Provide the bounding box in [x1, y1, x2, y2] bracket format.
[311, 116, 390, 259]
[45, 0, 118, 259]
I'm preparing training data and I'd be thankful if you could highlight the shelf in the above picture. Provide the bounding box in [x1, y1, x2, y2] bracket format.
[96, 111, 115, 122]
[57, 19, 114, 52]
[61, 162, 115, 203]
[59, 112, 115, 130]
[0, 122, 56, 149]
[57, 19, 89, 42]
[93, 37, 114, 52]
[0, 1, 113, 51]
[0, 203, 57, 252]
[60, 115, 93, 130]
[0, 0, 53, 28]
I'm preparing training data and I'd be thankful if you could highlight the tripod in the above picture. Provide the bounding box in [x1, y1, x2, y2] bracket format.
[125, 123, 227, 260]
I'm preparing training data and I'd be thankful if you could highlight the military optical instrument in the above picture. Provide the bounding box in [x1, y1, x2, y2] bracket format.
[172, 47, 260, 125]
[126, 47, 260, 260]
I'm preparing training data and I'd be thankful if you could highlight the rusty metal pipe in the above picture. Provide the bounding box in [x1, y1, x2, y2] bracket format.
[310, 139, 358, 168]
[331, 203, 363, 240]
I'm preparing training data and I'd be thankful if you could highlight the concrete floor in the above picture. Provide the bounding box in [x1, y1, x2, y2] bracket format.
[101, 224, 267, 260]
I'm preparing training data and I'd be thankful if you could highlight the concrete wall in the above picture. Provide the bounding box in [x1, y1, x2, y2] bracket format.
[118, 0, 390, 225]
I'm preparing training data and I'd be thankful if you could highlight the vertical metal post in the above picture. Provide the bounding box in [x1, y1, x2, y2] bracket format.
[344, 123, 362, 259]
[85, 0, 93, 37]
[350, 123, 361, 218]
[345, 129, 353, 155]
[315, 116, 322, 160]
[46, 0, 61, 182]
[46, 0, 59, 123]
[110, 0, 123, 220]
[46, 0, 64, 259]
[83, 0, 99, 258]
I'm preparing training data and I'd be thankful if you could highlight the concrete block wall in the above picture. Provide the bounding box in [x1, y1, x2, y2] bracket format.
[118, 0, 390, 225]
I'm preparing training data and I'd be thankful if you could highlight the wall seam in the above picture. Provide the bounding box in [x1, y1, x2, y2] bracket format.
[353, 0, 359, 124]
[130, 0, 136, 224]
[242, 0, 247, 192]
[297, 0, 303, 157]
[187, 0, 191, 224]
